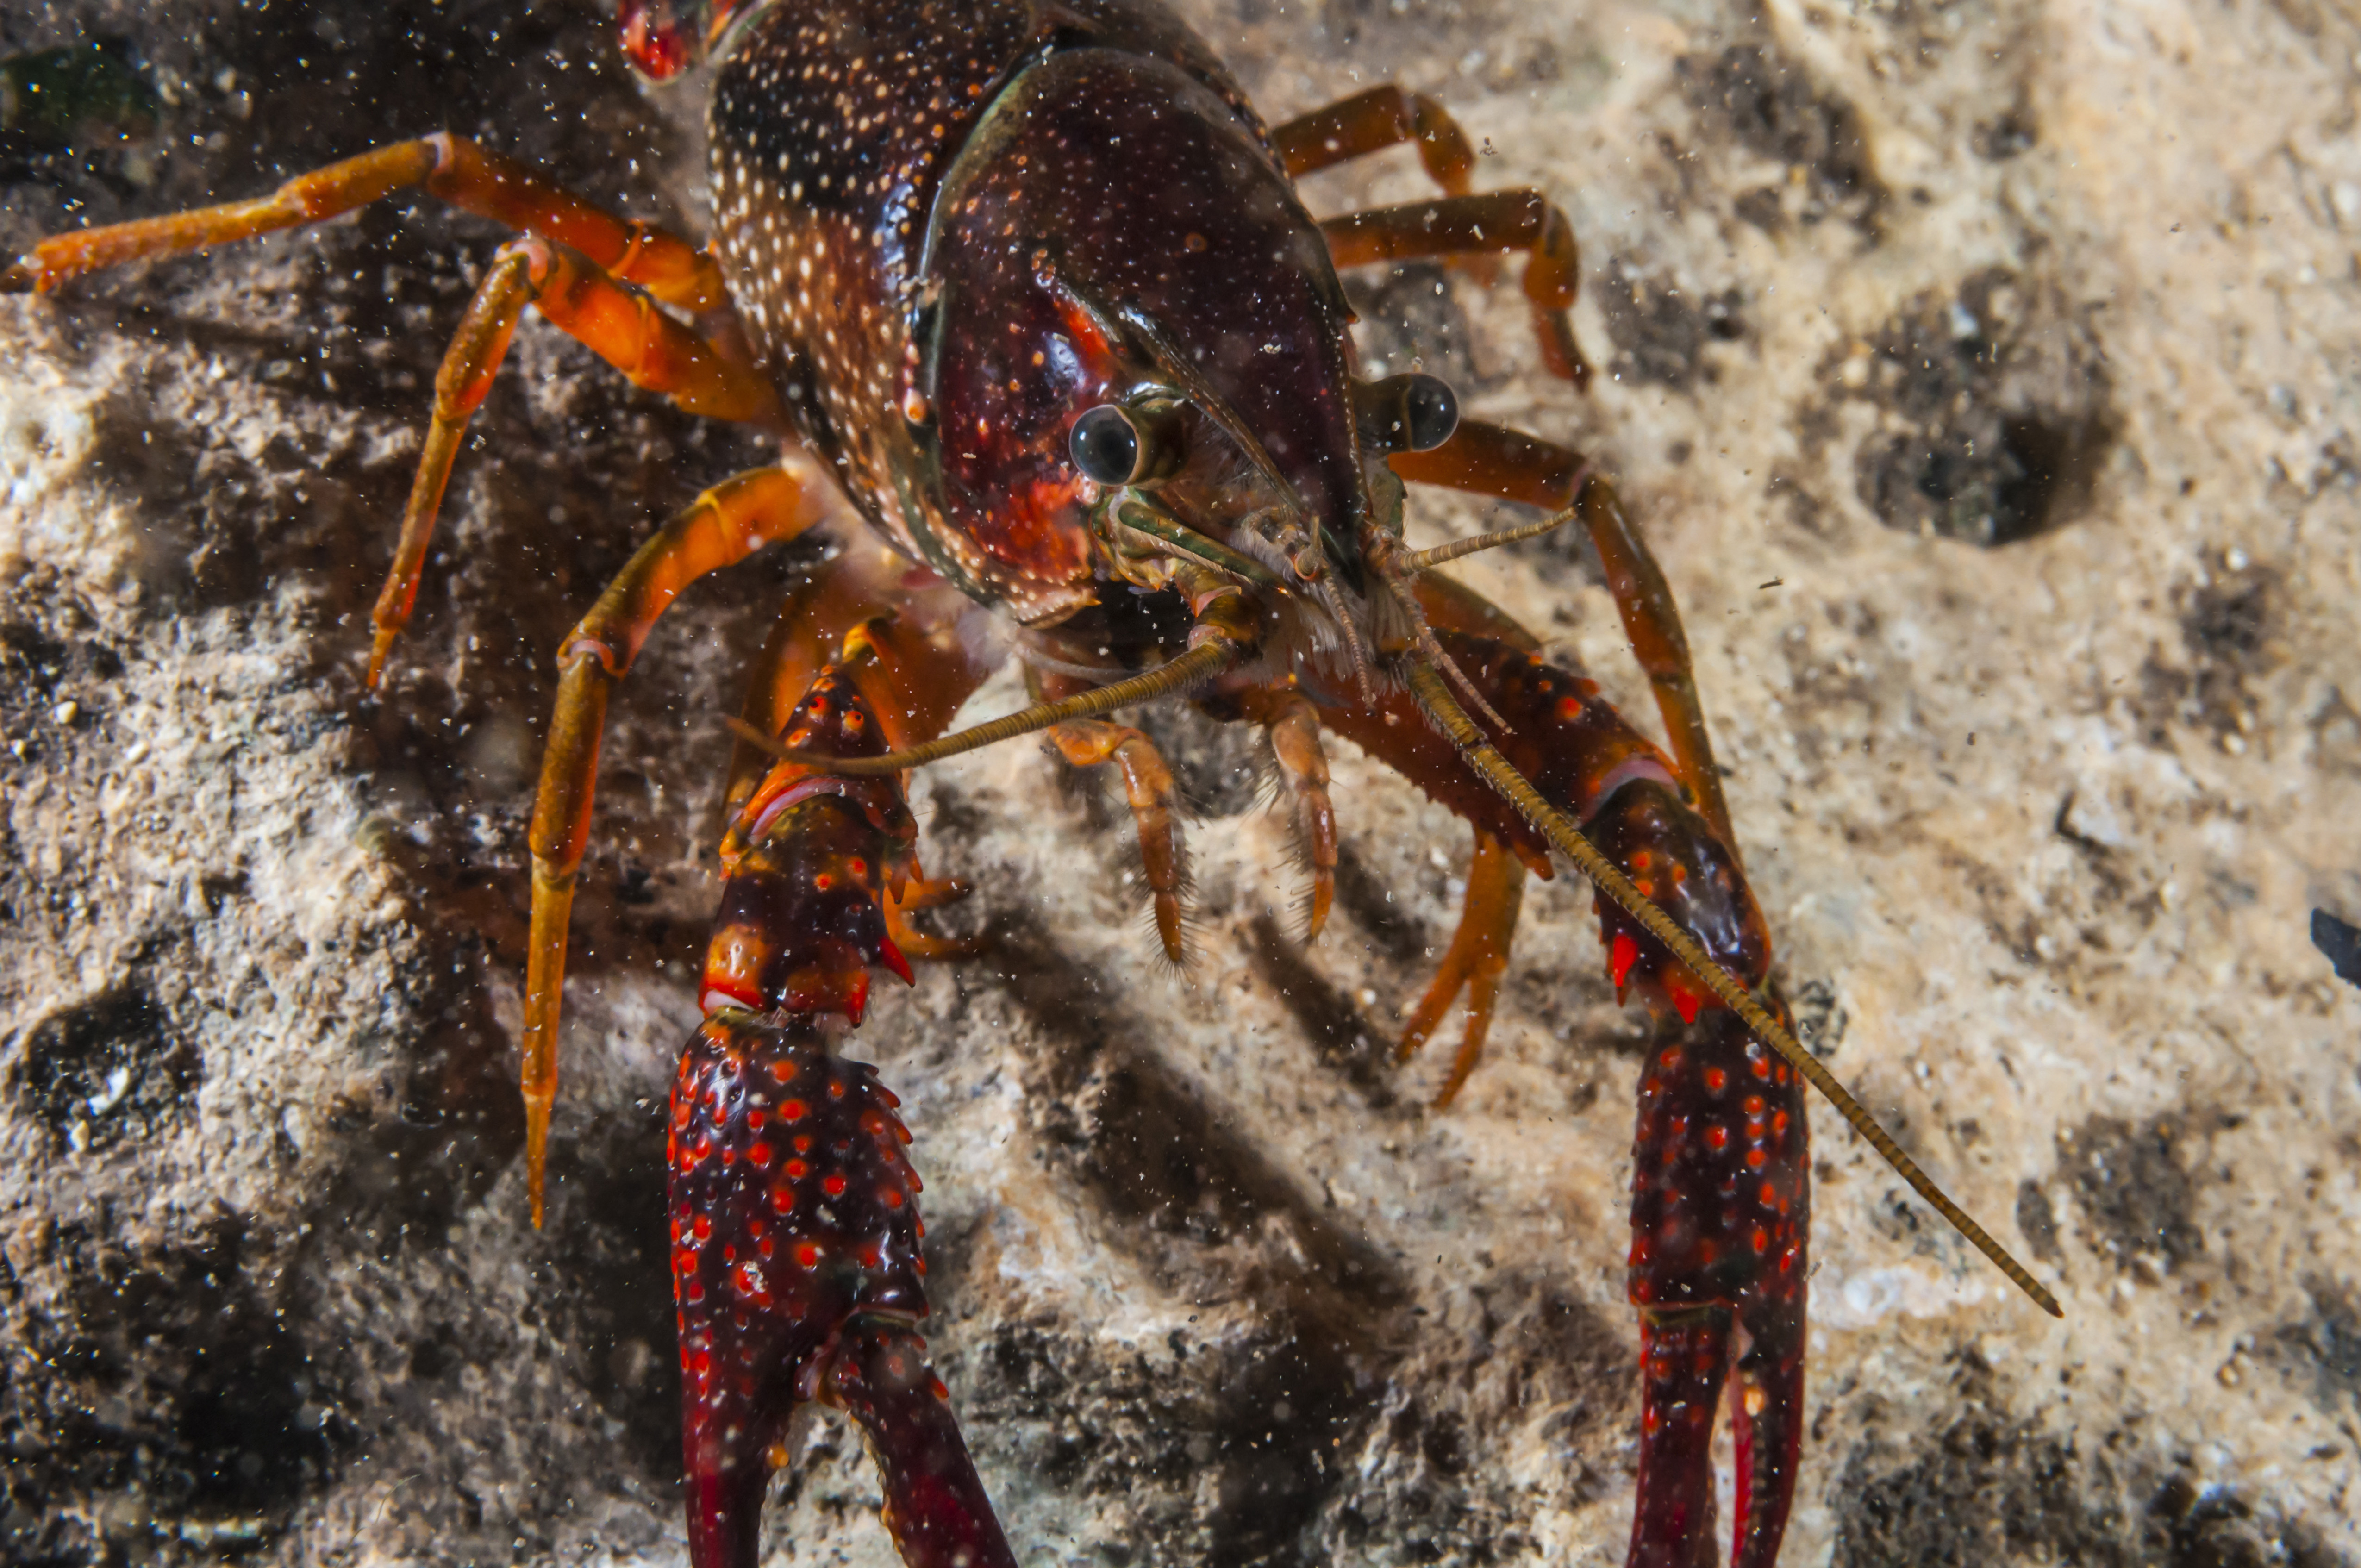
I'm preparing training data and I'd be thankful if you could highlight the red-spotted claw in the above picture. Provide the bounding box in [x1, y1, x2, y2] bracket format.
[671, 1018, 1012, 1568]
[1595, 796, 1804, 1568]
[1497, 651, 1806, 1568]
[1310, 627, 1809, 1566]
[1624, 1006, 1807, 1568]
[675, 665, 1015, 1568]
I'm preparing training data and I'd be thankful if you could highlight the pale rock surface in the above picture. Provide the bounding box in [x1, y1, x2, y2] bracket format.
[1, 0, 2357, 1563]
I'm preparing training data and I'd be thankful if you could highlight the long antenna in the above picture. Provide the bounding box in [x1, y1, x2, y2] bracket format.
[1406, 663, 2063, 1318]
[730, 635, 1242, 777]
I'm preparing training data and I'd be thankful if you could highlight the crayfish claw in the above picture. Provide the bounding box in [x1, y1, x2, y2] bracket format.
[828, 1318, 1018, 1568]
[1626, 1006, 1808, 1568]
[1731, 1293, 1806, 1568]
[1627, 1292, 1805, 1568]
[672, 1011, 1012, 1568]
[1630, 1306, 1729, 1568]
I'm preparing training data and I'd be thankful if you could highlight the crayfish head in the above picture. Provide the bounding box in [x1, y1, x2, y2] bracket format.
[919, 43, 1462, 692]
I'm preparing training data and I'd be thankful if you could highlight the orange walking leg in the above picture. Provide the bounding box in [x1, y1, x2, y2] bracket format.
[1398, 828, 1528, 1107]
[1320, 191, 1589, 386]
[1270, 84, 1478, 194]
[1045, 720, 1189, 963]
[1392, 421, 1735, 851]
[519, 462, 836, 1226]
[2, 132, 727, 311]
[369, 234, 782, 684]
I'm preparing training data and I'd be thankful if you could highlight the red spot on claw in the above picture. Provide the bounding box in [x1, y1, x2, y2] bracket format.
[823, 1173, 848, 1197]
[1705, 1125, 1729, 1151]
[1704, 1068, 1727, 1092]
[1611, 931, 1640, 989]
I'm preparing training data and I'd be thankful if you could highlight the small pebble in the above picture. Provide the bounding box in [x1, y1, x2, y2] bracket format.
[51, 700, 77, 725]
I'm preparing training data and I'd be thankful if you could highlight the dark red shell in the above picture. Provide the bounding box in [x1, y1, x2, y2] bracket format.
[924, 47, 1362, 602]
[707, 0, 1367, 624]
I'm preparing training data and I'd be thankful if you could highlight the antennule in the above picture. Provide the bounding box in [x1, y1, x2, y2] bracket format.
[1405, 663, 2064, 1319]
[1366, 533, 1512, 733]
[1402, 495, 1583, 571]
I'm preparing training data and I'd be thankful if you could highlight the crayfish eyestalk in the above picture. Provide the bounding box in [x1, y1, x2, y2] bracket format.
[1404, 662, 2065, 1319]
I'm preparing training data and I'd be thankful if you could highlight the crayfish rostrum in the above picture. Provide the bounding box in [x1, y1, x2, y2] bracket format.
[2, 0, 2060, 1562]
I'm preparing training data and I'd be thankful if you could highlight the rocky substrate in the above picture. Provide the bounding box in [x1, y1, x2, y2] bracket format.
[3, 0, 2358, 1563]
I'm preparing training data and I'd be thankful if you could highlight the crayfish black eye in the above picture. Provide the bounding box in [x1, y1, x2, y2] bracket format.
[1070, 405, 1141, 484]
[1069, 400, 1186, 487]
[1400, 374, 1459, 451]
[1355, 373, 1461, 454]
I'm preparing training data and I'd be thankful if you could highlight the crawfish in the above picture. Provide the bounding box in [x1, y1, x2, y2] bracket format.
[3, 0, 2061, 1562]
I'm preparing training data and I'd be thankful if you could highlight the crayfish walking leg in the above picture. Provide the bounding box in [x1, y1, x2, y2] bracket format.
[675, 636, 1014, 1568]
